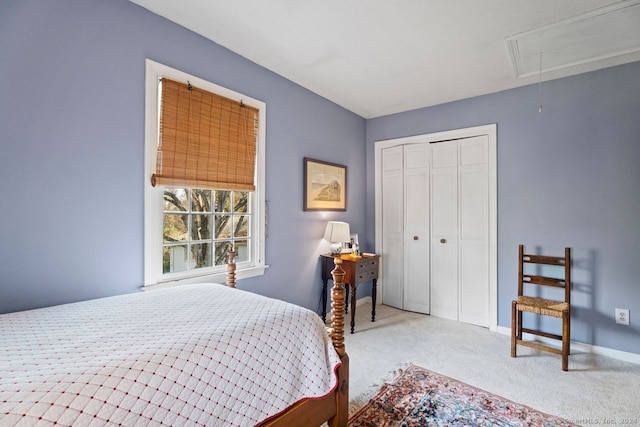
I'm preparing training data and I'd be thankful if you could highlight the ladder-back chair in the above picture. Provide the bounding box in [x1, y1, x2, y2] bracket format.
[511, 244, 572, 371]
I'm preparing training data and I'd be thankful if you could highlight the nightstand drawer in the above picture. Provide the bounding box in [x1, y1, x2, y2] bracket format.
[357, 257, 379, 274]
[355, 269, 378, 284]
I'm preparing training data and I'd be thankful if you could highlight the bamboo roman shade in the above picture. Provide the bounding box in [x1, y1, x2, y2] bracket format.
[151, 78, 258, 191]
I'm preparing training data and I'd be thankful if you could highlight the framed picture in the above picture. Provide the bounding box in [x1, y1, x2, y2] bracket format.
[342, 233, 359, 253]
[303, 157, 347, 211]
[350, 233, 359, 250]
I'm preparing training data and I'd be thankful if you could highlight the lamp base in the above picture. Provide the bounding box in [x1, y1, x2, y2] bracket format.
[329, 243, 343, 255]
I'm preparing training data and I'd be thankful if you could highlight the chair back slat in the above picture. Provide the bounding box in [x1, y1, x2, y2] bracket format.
[523, 254, 566, 266]
[523, 274, 565, 288]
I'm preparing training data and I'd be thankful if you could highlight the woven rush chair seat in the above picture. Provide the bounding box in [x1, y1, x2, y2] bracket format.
[511, 244, 572, 371]
[514, 296, 569, 317]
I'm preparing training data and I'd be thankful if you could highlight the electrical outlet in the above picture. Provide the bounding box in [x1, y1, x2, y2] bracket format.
[615, 308, 630, 325]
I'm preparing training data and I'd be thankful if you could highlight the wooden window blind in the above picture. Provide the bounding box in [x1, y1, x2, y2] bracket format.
[151, 78, 258, 191]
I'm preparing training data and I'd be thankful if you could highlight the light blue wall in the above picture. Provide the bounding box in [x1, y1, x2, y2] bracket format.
[0, 0, 366, 314]
[366, 61, 640, 355]
[2, 0, 638, 356]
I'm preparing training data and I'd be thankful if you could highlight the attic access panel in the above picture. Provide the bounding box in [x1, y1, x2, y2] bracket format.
[506, 1, 640, 78]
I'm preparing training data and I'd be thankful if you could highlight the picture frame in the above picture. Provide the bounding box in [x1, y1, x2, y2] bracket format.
[350, 233, 359, 250]
[341, 233, 359, 253]
[303, 157, 347, 211]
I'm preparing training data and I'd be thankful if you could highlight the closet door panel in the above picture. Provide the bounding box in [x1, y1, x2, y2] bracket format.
[460, 168, 486, 239]
[430, 238, 458, 320]
[381, 146, 404, 309]
[403, 144, 430, 314]
[459, 242, 488, 326]
[430, 141, 458, 320]
[458, 136, 489, 326]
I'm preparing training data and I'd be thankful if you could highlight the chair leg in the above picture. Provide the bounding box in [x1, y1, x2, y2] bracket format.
[517, 310, 522, 340]
[511, 301, 517, 358]
[562, 311, 570, 371]
[567, 311, 571, 356]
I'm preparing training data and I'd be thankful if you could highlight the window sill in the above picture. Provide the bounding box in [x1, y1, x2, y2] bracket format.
[142, 265, 268, 291]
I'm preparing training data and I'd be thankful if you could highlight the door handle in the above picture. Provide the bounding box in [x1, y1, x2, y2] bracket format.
[413, 236, 419, 240]
[440, 238, 446, 244]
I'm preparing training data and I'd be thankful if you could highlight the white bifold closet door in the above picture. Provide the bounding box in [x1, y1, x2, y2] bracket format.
[380, 135, 489, 328]
[403, 144, 430, 314]
[430, 136, 489, 326]
[381, 143, 430, 314]
[380, 145, 405, 311]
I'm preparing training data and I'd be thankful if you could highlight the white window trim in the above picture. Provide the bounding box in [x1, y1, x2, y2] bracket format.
[143, 59, 267, 289]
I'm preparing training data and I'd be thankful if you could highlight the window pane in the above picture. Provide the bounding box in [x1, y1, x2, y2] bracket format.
[190, 243, 212, 269]
[160, 187, 254, 277]
[214, 241, 233, 266]
[214, 215, 232, 239]
[191, 189, 212, 212]
[163, 245, 188, 273]
[233, 191, 249, 213]
[234, 240, 249, 262]
[214, 191, 232, 213]
[164, 188, 188, 211]
[164, 214, 187, 242]
[233, 215, 250, 237]
[191, 214, 212, 241]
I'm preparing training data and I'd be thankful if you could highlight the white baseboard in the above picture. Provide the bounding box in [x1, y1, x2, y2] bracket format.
[497, 326, 640, 365]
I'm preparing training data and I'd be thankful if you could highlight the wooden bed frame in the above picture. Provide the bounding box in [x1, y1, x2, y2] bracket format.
[227, 252, 349, 427]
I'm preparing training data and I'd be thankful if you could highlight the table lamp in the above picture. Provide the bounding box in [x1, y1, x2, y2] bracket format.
[323, 221, 350, 255]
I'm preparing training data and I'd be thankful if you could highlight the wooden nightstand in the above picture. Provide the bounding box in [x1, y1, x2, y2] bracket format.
[320, 253, 380, 333]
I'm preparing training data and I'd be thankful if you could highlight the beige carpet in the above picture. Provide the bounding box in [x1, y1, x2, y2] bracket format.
[344, 302, 640, 424]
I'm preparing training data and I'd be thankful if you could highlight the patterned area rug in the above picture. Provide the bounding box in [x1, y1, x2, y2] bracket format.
[349, 365, 578, 426]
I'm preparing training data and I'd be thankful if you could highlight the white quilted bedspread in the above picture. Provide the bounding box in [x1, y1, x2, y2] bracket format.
[0, 284, 341, 426]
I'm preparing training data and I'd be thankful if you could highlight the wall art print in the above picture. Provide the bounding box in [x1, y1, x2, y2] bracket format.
[303, 157, 347, 211]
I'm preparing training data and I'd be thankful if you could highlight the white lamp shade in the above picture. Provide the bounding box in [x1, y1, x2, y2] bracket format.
[323, 221, 351, 243]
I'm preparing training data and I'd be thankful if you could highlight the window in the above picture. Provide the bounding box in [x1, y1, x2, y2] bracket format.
[163, 188, 251, 273]
[144, 60, 266, 288]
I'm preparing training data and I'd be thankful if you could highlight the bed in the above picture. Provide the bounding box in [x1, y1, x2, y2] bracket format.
[0, 259, 349, 427]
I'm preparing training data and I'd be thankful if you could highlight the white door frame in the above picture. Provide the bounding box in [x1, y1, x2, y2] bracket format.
[374, 124, 498, 332]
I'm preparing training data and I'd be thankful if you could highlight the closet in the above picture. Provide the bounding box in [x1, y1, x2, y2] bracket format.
[375, 125, 496, 329]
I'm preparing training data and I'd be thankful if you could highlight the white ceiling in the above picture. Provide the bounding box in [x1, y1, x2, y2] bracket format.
[129, 0, 640, 118]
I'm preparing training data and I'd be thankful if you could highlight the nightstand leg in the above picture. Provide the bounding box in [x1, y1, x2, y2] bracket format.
[345, 284, 349, 314]
[321, 279, 328, 323]
[371, 279, 377, 322]
[350, 284, 357, 334]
